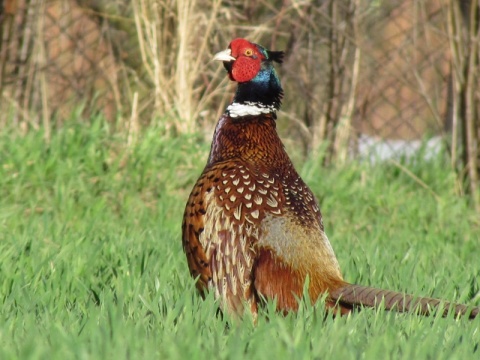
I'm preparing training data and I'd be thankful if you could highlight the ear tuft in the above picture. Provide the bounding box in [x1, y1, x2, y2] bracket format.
[267, 50, 285, 64]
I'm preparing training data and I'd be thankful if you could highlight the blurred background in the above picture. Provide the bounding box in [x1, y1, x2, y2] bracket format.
[1, 0, 479, 208]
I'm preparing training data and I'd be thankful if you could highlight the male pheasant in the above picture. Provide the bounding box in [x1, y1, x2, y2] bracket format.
[181, 38, 479, 320]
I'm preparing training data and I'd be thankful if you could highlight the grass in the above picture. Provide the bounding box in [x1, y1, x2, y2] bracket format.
[1, 117, 479, 359]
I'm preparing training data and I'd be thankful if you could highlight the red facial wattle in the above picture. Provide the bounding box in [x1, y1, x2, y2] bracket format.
[231, 57, 261, 82]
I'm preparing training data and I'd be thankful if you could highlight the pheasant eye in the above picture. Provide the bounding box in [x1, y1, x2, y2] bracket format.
[244, 49, 253, 56]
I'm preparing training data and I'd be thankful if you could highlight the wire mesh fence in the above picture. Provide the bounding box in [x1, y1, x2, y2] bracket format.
[350, 1, 451, 161]
[1, 0, 118, 136]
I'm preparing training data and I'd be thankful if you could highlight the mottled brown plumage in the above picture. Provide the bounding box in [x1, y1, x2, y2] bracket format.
[181, 38, 479, 320]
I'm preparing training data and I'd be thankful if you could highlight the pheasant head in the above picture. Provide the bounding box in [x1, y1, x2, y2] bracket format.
[213, 38, 284, 118]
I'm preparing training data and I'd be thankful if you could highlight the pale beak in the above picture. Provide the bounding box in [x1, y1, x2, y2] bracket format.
[213, 48, 235, 62]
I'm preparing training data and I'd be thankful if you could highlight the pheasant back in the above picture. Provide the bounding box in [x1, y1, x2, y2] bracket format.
[182, 114, 345, 316]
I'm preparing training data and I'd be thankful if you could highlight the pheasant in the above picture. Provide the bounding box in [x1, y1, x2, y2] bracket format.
[181, 38, 479, 320]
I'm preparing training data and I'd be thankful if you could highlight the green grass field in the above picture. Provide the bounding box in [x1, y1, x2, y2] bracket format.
[1, 118, 479, 359]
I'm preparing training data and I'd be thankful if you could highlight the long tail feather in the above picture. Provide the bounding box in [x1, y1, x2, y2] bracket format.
[330, 284, 479, 319]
